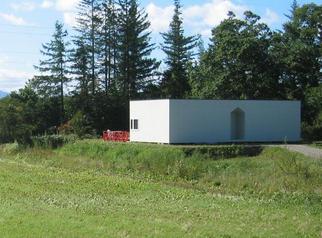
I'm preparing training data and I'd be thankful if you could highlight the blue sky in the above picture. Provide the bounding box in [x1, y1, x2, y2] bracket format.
[0, 0, 321, 92]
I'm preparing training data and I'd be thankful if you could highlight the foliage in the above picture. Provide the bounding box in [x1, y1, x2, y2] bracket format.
[0, 86, 61, 145]
[181, 145, 263, 159]
[0, 2, 321, 143]
[117, 0, 160, 100]
[34, 21, 70, 124]
[302, 85, 322, 125]
[272, 3, 321, 101]
[161, 0, 198, 98]
[98, 0, 118, 93]
[74, 0, 101, 95]
[69, 111, 96, 138]
[31, 134, 77, 149]
[302, 121, 322, 141]
[190, 11, 280, 99]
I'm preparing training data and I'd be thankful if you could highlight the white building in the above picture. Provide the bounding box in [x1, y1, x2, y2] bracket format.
[129, 99, 301, 144]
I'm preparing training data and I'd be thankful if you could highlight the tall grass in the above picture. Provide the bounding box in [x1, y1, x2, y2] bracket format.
[0, 140, 321, 204]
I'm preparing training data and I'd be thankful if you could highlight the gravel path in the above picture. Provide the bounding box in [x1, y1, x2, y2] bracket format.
[276, 144, 322, 159]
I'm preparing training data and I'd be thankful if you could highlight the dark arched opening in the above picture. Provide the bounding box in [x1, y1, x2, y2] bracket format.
[231, 108, 245, 140]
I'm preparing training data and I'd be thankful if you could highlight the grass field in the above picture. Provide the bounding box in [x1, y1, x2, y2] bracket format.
[0, 140, 321, 237]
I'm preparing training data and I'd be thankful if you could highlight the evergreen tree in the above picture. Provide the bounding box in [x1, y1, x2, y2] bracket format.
[285, 0, 299, 19]
[161, 0, 198, 99]
[117, 0, 160, 100]
[98, 0, 119, 94]
[75, 0, 101, 95]
[34, 21, 70, 124]
[70, 37, 90, 97]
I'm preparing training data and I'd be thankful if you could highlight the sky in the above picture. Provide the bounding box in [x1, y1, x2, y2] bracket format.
[0, 0, 321, 92]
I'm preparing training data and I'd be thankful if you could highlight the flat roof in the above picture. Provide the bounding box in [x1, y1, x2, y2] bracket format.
[130, 99, 301, 102]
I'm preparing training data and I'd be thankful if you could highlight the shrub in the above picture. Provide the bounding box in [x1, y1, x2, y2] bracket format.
[302, 121, 322, 141]
[70, 111, 96, 138]
[31, 134, 77, 149]
[181, 145, 263, 159]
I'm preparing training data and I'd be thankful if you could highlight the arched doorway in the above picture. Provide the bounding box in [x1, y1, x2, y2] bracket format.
[231, 108, 245, 140]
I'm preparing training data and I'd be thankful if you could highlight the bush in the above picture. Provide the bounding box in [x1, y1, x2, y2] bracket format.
[302, 121, 322, 141]
[181, 145, 263, 159]
[31, 134, 77, 149]
[70, 111, 96, 138]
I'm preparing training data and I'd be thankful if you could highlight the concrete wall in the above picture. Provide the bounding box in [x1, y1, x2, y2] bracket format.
[130, 100, 170, 143]
[169, 100, 301, 144]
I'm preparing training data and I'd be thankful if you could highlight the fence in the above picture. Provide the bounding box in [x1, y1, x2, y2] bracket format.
[102, 130, 129, 142]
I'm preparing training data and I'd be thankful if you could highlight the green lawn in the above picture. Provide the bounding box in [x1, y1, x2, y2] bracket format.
[0, 141, 321, 237]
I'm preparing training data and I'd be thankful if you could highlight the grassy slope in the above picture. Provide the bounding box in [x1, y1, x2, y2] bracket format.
[0, 140, 321, 237]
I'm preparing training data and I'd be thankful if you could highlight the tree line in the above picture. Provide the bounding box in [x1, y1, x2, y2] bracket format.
[0, 0, 321, 144]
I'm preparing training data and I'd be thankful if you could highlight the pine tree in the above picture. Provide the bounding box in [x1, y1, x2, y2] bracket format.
[34, 21, 70, 124]
[117, 0, 160, 100]
[161, 0, 198, 99]
[75, 0, 101, 95]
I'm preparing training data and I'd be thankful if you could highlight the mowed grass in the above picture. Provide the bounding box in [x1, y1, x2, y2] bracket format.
[0, 140, 321, 237]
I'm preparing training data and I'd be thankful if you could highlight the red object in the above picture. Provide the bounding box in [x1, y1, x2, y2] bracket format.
[103, 130, 129, 142]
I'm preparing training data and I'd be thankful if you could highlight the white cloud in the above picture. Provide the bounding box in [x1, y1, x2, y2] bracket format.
[146, 3, 174, 32]
[0, 13, 29, 26]
[0, 69, 32, 92]
[54, 0, 79, 27]
[262, 8, 279, 25]
[56, 0, 79, 12]
[63, 12, 77, 27]
[41, 0, 54, 9]
[147, 0, 248, 36]
[10, 1, 37, 11]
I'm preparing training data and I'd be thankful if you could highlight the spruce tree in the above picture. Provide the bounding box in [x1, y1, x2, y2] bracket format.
[75, 0, 101, 95]
[161, 0, 198, 99]
[34, 21, 70, 124]
[70, 37, 90, 97]
[117, 0, 160, 100]
[285, 0, 299, 19]
[98, 0, 119, 94]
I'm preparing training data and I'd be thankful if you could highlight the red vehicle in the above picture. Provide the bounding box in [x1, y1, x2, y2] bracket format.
[102, 130, 129, 142]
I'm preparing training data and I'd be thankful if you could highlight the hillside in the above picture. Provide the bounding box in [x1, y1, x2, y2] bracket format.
[0, 140, 321, 237]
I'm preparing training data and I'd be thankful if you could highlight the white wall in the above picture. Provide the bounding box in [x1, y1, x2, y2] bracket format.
[130, 100, 170, 143]
[169, 100, 301, 144]
[130, 99, 301, 144]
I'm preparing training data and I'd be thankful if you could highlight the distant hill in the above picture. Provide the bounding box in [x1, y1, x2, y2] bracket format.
[0, 90, 8, 98]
